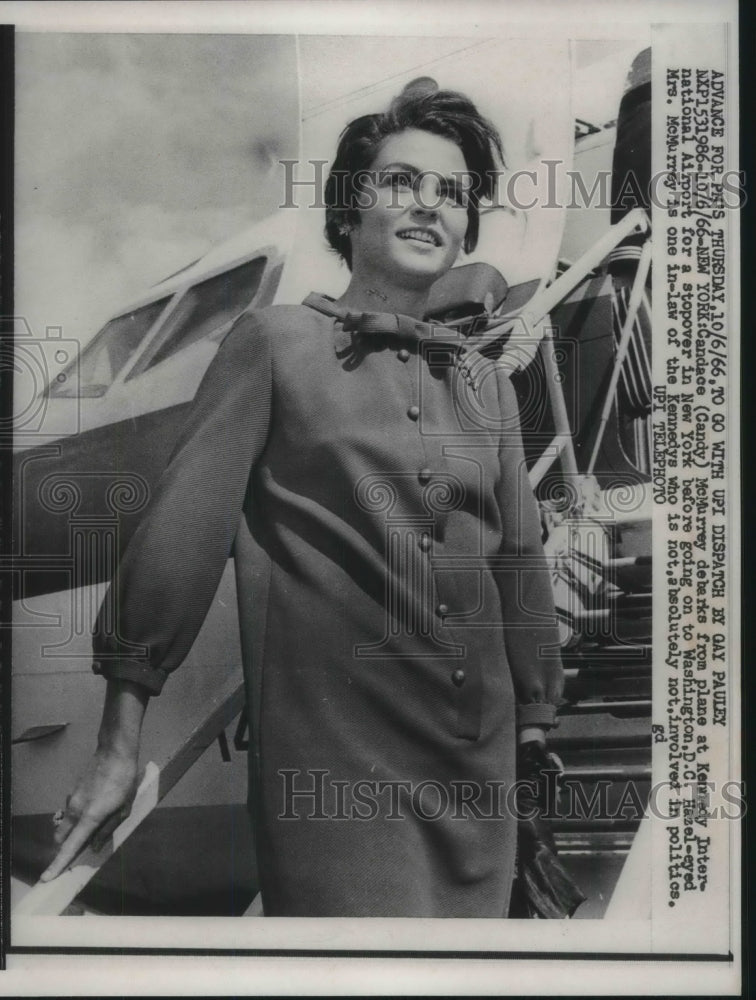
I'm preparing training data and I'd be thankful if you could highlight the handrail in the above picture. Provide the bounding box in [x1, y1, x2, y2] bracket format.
[587, 237, 653, 474]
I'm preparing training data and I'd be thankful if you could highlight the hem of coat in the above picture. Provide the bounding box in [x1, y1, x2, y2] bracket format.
[516, 702, 557, 728]
[92, 658, 168, 695]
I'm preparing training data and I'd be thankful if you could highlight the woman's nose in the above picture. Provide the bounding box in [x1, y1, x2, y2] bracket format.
[410, 175, 441, 215]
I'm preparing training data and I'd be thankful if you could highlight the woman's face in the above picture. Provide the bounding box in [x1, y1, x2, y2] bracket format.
[348, 128, 470, 291]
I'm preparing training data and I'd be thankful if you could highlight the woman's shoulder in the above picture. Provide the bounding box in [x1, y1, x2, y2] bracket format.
[231, 300, 334, 343]
[213, 299, 335, 376]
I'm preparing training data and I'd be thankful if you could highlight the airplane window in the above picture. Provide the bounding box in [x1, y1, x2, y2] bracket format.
[136, 257, 267, 374]
[48, 297, 172, 398]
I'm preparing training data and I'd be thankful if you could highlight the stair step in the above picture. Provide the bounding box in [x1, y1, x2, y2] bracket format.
[561, 644, 652, 667]
[563, 663, 651, 680]
[561, 764, 651, 782]
[558, 698, 651, 718]
[606, 555, 651, 568]
[608, 592, 653, 608]
[569, 607, 652, 622]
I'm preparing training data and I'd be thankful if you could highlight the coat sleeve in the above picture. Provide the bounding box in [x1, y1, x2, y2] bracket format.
[92, 312, 273, 694]
[493, 365, 564, 730]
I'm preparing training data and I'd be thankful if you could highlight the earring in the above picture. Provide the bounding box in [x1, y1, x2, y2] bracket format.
[338, 222, 352, 237]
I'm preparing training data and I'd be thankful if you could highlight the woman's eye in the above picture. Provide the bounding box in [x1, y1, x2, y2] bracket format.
[379, 170, 413, 188]
[441, 182, 468, 207]
[382, 171, 412, 189]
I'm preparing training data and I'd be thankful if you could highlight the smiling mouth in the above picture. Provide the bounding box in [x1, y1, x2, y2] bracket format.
[397, 228, 442, 247]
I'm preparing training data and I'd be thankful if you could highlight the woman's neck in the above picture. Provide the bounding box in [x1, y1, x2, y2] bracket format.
[335, 276, 430, 320]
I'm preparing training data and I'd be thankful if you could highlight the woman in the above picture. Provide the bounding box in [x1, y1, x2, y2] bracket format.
[43, 83, 564, 917]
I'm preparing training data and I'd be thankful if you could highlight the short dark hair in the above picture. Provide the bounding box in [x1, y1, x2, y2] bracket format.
[324, 80, 505, 269]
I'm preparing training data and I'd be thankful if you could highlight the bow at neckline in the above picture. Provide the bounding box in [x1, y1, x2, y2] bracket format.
[302, 292, 469, 353]
[300, 293, 516, 385]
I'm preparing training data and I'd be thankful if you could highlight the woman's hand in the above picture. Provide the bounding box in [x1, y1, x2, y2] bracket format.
[41, 745, 139, 881]
[509, 734, 587, 917]
[40, 677, 149, 882]
[517, 726, 547, 746]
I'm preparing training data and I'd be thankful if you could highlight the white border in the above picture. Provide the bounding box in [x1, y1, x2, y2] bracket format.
[2, 0, 741, 995]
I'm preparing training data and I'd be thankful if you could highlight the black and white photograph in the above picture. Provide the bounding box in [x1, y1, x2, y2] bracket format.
[1, 0, 742, 995]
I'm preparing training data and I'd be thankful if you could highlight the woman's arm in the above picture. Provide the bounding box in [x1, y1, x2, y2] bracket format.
[43, 311, 273, 878]
[494, 367, 564, 731]
[92, 311, 273, 693]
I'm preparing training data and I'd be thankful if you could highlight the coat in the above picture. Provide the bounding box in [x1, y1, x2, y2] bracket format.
[92, 294, 564, 917]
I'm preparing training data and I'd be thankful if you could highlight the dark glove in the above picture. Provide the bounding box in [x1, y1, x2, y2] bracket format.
[508, 740, 587, 918]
